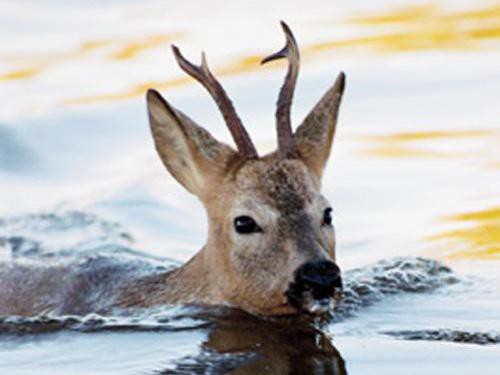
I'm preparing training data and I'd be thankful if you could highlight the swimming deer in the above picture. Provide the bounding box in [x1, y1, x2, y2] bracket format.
[123, 22, 346, 316]
[0, 22, 345, 318]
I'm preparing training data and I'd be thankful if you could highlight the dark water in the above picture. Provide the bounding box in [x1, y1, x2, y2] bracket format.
[384, 330, 500, 345]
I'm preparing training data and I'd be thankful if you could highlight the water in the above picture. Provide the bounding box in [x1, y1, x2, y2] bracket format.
[1, 0, 500, 373]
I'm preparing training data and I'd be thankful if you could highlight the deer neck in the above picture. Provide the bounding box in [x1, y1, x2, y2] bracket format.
[156, 247, 211, 303]
[120, 217, 230, 309]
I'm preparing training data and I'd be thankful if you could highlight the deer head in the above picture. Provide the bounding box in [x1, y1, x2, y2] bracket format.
[146, 22, 345, 316]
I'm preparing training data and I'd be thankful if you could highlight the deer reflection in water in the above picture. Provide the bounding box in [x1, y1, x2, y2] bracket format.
[159, 308, 346, 375]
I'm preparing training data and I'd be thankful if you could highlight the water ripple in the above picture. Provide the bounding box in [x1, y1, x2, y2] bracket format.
[384, 329, 500, 345]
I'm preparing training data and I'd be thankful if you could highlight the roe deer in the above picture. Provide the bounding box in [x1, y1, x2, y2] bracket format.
[122, 21, 346, 316]
[0, 22, 345, 317]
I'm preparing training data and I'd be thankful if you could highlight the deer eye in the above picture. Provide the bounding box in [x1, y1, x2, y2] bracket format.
[234, 216, 261, 234]
[322, 208, 333, 226]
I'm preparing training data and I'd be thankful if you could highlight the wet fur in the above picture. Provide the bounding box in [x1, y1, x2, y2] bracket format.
[127, 71, 344, 316]
[0, 55, 345, 318]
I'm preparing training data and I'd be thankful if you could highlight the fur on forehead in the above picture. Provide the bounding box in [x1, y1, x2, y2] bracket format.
[223, 156, 320, 212]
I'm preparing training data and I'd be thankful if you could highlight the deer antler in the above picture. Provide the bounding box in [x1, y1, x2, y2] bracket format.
[171, 45, 258, 159]
[261, 21, 300, 158]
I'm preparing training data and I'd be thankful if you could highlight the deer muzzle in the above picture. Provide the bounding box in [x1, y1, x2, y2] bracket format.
[286, 260, 343, 315]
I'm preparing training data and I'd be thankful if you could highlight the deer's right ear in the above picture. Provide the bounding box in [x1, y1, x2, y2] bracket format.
[146, 89, 238, 197]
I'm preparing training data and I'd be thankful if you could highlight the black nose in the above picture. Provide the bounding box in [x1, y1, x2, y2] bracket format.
[295, 260, 342, 300]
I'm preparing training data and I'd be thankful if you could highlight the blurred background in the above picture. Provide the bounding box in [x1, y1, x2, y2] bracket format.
[0, 0, 499, 373]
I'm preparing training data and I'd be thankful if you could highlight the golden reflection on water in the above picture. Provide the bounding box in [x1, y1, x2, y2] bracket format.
[0, 66, 42, 81]
[337, 3, 500, 52]
[363, 129, 499, 261]
[112, 34, 182, 60]
[431, 207, 500, 259]
[2, 2, 500, 106]
[315, 4, 500, 53]
[0, 33, 180, 83]
[351, 4, 500, 24]
[63, 53, 265, 105]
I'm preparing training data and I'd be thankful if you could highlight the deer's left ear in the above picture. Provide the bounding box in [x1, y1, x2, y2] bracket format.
[294, 72, 345, 179]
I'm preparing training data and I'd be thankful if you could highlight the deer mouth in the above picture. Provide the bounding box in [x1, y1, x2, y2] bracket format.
[285, 284, 343, 315]
[285, 260, 343, 315]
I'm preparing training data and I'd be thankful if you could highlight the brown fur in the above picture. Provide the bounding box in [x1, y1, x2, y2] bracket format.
[0, 28, 346, 318]
[120, 68, 345, 316]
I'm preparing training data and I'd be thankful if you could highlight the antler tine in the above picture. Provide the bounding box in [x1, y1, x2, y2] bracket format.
[261, 21, 300, 158]
[171, 45, 258, 159]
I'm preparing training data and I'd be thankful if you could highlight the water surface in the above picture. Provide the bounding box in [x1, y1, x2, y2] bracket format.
[1, 0, 500, 373]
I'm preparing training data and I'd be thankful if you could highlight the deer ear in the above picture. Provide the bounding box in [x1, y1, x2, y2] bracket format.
[294, 72, 345, 179]
[146, 89, 237, 197]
